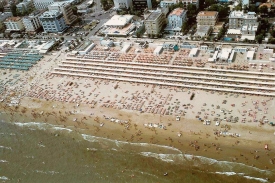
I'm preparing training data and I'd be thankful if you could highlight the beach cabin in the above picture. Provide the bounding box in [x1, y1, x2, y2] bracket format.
[228, 50, 235, 63]
[211, 50, 219, 62]
[189, 48, 198, 57]
[246, 51, 254, 61]
[121, 44, 131, 53]
[220, 48, 232, 62]
[153, 46, 163, 56]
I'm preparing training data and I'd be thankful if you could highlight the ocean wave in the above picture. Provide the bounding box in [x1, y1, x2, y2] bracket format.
[0, 146, 12, 150]
[243, 176, 269, 183]
[0, 176, 9, 180]
[139, 152, 273, 177]
[34, 170, 60, 175]
[13, 122, 73, 133]
[215, 172, 269, 183]
[14, 122, 47, 130]
[81, 133, 182, 154]
[52, 127, 73, 132]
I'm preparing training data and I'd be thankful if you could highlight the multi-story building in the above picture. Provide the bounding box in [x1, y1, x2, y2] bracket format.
[160, 0, 199, 9]
[228, 10, 244, 29]
[144, 11, 166, 36]
[165, 8, 187, 33]
[48, 2, 76, 25]
[0, 12, 12, 31]
[22, 11, 42, 33]
[16, 0, 33, 13]
[3, 3, 12, 13]
[113, 0, 132, 9]
[33, 0, 54, 10]
[4, 17, 25, 31]
[39, 10, 67, 33]
[132, 0, 152, 11]
[227, 11, 259, 40]
[229, 11, 258, 29]
[196, 11, 218, 26]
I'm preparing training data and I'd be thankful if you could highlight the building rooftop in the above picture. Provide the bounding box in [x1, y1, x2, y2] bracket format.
[260, 3, 272, 8]
[146, 12, 162, 21]
[40, 10, 62, 18]
[104, 15, 133, 27]
[169, 8, 186, 16]
[49, 1, 69, 7]
[196, 25, 211, 33]
[229, 10, 244, 18]
[5, 17, 21, 22]
[197, 11, 218, 17]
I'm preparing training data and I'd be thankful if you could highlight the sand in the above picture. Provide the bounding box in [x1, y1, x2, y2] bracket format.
[1, 46, 275, 173]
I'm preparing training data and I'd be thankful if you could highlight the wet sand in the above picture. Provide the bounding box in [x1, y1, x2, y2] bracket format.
[1, 93, 275, 173]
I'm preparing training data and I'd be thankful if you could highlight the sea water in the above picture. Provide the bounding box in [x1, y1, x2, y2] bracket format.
[0, 120, 274, 183]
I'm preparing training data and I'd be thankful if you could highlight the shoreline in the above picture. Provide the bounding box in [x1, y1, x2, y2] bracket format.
[1, 95, 275, 173]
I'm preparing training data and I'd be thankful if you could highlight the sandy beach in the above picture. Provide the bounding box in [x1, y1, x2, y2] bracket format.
[1, 43, 275, 181]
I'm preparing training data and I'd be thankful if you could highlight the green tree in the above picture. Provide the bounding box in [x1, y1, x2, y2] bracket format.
[268, 38, 275, 44]
[151, 0, 159, 8]
[258, 5, 268, 14]
[255, 34, 263, 44]
[187, 4, 197, 17]
[11, 4, 17, 16]
[181, 21, 188, 33]
[270, 28, 275, 37]
[248, 4, 257, 12]
[71, 5, 78, 15]
[208, 4, 229, 18]
[205, 0, 216, 7]
[234, 3, 242, 11]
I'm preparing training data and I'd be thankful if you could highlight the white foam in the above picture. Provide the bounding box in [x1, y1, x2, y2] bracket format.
[0, 146, 12, 150]
[243, 176, 268, 183]
[140, 152, 272, 177]
[52, 127, 73, 132]
[35, 170, 60, 175]
[14, 122, 73, 133]
[215, 172, 245, 176]
[140, 152, 174, 162]
[0, 176, 9, 180]
[81, 133, 182, 153]
[81, 134, 99, 142]
[14, 122, 47, 130]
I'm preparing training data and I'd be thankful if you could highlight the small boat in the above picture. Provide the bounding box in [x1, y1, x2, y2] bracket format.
[164, 172, 168, 176]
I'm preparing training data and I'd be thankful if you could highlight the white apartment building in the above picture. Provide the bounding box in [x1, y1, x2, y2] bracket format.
[4, 17, 25, 31]
[114, 0, 132, 9]
[160, 0, 199, 9]
[33, 0, 54, 10]
[165, 8, 187, 33]
[48, 2, 77, 25]
[228, 11, 259, 40]
[39, 10, 67, 33]
[22, 11, 42, 33]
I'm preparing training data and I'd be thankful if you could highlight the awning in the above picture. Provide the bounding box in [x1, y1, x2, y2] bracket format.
[241, 35, 255, 41]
